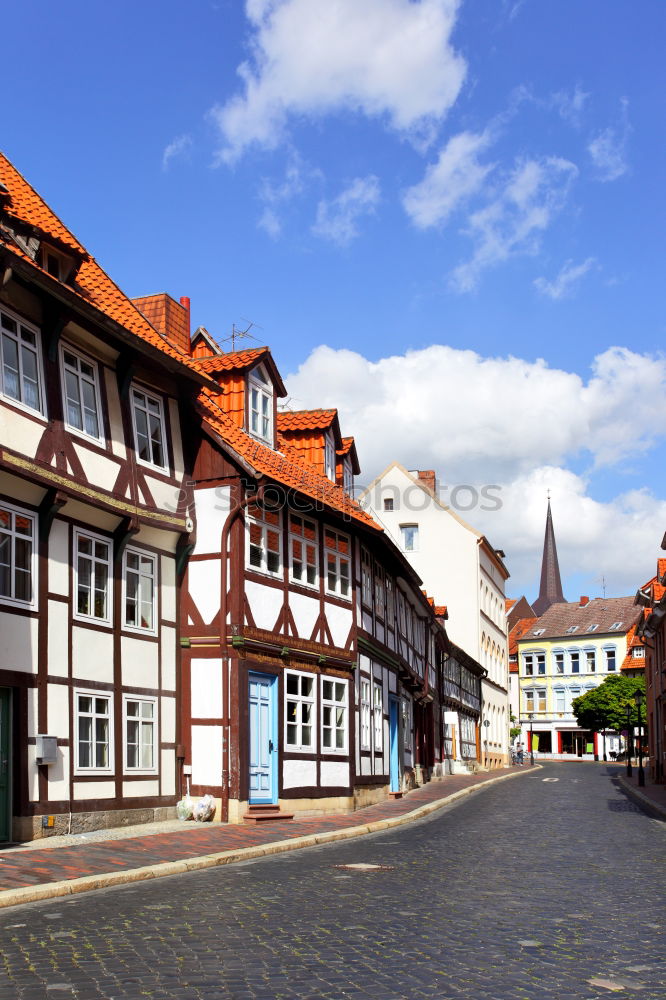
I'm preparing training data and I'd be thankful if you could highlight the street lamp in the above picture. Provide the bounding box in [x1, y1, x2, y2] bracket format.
[483, 719, 490, 768]
[634, 690, 645, 788]
[625, 705, 633, 778]
[527, 712, 535, 766]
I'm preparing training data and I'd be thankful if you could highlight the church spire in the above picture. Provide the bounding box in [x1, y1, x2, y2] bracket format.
[532, 498, 565, 616]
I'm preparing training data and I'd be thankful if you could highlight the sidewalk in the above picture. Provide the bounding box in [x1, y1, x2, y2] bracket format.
[614, 764, 666, 820]
[0, 766, 532, 910]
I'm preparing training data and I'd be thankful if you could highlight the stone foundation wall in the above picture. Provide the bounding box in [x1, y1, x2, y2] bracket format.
[12, 805, 177, 843]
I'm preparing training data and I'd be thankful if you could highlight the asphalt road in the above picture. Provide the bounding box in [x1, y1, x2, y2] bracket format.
[1, 763, 664, 1000]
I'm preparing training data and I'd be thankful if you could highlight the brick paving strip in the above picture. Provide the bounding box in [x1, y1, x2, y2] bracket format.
[0, 767, 542, 909]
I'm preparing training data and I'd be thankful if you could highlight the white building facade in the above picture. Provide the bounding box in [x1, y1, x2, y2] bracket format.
[362, 464, 510, 767]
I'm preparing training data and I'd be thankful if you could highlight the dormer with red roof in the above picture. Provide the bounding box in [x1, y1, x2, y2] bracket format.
[277, 408, 342, 483]
[337, 436, 360, 495]
[194, 347, 287, 449]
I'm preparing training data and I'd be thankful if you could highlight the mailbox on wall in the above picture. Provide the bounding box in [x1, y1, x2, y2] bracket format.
[35, 735, 58, 765]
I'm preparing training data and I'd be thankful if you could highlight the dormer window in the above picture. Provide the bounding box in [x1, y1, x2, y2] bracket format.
[324, 431, 336, 481]
[343, 457, 354, 495]
[248, 365, 273, 444]
[586, 624, 599, 633]
[566, 625, 578, 634]
[39, 245, 74, 284]
[609, 621, 623, 631]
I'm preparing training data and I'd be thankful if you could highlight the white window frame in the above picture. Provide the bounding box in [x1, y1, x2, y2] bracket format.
[373, 681, 383, 751]
[536, 688, 547, 712]
[324, 526, 351, 600]
[604, 646, 617, 672]
[554, 650, 565, 674]
[584, 648, 596, 673]
[324, 430, 336, 482]
[130, 384, 169, 472]
[73, 528, 112, 625]
[361, 547, 373, 608]
[343, 458, 353, 495]
[400, 523, 419, 552]
[288, 513, 318, 589]
[569, 649, 580, 673]
[523, 653, 534, 676]
[122, 546, 157, 634]
[284, 669, 316, 752]
[248, 365, 273, 444]
[0, 500, 37, 609]
[321, 678, 348, 753]
[524, 690, 535, 713]
[74, 689, 113, 775]
[632, 646, 645, 659]
[246, 504, 282, 578]
[360, 677, 371, 750]
[59, 342, 104, 443]
[0, 306, 46, 417]
[123, 695, 158, 773]
[554, 688, 565, 713]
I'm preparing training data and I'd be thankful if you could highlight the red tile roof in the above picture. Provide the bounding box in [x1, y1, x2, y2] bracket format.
[509, 617, 538, 660]
[194, 347, 270, 373]
[277, 409, 338, 432]
[516, 597, 640, 641]
[198, 391, 379, 530]
[0, 153, 211, 380]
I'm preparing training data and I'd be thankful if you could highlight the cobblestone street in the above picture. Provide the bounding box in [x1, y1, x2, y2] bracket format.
[1, 764, 664, 1000]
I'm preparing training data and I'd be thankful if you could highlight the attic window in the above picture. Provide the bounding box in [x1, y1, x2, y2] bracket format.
[324, 431, 336, 482]
[343, 457, 353, 495]
[586, 624, 599, 633]
[248, 365, 273, 444]
[633, 647, 645, 659]
[566, 625, 578, 634]
[40, 245, 73, 283]
[609, 621, 623, 630]
[533, 629, 545, 636]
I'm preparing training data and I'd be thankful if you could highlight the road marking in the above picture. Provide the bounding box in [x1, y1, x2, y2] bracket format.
[542, 777, 559, 782]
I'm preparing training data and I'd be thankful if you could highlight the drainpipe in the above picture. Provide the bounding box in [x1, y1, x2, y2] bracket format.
[219, 481, 267, 822]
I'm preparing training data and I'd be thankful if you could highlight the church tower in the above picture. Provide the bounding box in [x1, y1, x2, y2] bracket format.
[532, 499, 565, 616]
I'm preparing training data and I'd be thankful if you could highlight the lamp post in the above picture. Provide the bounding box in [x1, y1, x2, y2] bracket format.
[527, 712, 535, 766]
[483, 719, 490, 768]
[634, 690, 645, 787]
[625, 705, 633, 778]
[601, 719, 607, 762]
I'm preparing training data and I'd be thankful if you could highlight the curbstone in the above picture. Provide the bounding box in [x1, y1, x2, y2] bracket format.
[616, 776, 666, 821]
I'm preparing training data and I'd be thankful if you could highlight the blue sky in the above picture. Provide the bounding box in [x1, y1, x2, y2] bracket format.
[5, 0, 666, 602]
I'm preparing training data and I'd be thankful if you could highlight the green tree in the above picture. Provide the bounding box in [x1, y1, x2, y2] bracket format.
[571, 674, 646, 732]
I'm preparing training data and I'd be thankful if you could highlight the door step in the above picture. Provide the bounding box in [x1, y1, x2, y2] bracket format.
[388, 791, 403, 799]
[243, 805, 294, 823]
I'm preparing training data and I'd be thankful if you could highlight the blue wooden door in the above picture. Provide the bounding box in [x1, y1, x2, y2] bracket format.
[389, 697, 400, 792]
[248, 673, 277, 804]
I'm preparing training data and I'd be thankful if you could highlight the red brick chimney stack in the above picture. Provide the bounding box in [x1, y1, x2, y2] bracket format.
[417, 470, 437, 494]
[132, 293, 192, 355]
[579, 596, 589, 607]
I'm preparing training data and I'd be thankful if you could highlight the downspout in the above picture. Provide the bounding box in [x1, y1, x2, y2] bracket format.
[219, 481, 266, 822]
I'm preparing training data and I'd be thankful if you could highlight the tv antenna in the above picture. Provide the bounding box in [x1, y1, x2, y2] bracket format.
[220, 318, 263, 352]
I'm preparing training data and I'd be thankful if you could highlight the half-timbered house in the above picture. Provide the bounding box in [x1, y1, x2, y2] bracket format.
[0, 155, 208, 840]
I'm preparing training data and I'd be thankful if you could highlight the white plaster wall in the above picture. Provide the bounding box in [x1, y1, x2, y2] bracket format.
[289, 591, 320, 640]
[160, 695, 176, 743]
[283, 759, 316, 789]
[320, 761, 349, 786]
[122, 780, 160, 798]
[189, 559, 221, 626]
[47, 683, 69, 736]
[161, 748, 176, 796]
[191, 725, 223, 787]
[73, 781, 115, 800]
[246, 579, 283, 631]
[28, 746, 39, 801]
[141, 475, 185, 520]
[72, 627, 113, 684]
[160, 555, 176, 623]
[1, 612, 38, 674]
[27, 686, 38, 736]
[191, 659, 223, 719]
[47, 746, 70, 801]
[59, 500, 117, 532]
[161, 626, 176, 691]
[0, 470, 44, 506]
[326, 602, 353, 649]
[193, 486, 231, 556]
[47, 600, 69, 678]
[121, 636, 159, 689]
[104, 367, 126, 459]
[360, 756, 373, 776]
[71, 443, 118, 492]
[134, 525, 175, 553]
[49, 520, 69, 596]
[0, 405, 45, 459]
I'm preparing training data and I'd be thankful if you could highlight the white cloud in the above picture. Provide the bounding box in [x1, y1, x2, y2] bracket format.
[450, 155, 578, 291]
[162, 134, 192, 170]
[285, 342, 666, 597]
[551, 85, 589, 129]
[403, 130, 495, 228]
[257, 151, 321, 238]
[312, 176, 380, 245]
[587, 98, 631, 181]
[534, 257, 597, 299]
[211, 0, 466, 162]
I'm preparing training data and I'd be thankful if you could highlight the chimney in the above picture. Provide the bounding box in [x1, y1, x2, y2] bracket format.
[416, 470, 437, 494]
[132, 293, 192, 356]
[579, 596, 589, 607]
